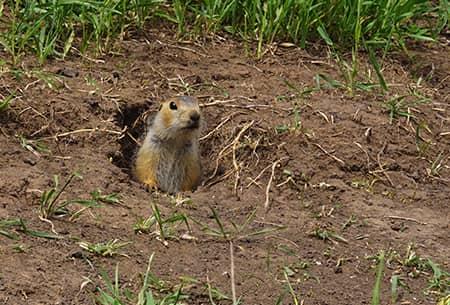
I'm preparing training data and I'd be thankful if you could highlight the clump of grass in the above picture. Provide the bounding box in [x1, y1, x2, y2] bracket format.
[18, 135, 51, 157]
[150, 203, 191, 241]
[98, 265, 229, 305]
[192, 207, 284, 241]
[275, 103, 303, 135]
[39, 173, 84, 219]
[181, 0, 446, 57]
[377, 244, 450, 300]
[0, 93, 14, 112]
[425, 259, 450, 297]
[0, 218, 61, 240]
[383, 96, 413, 123]
[133, 215, 156, 234]
[1, 0, 447, 64]
[79, 239, 131, 257]
[427, 152, 446, 177]
[310, 228, 348, 244]
[0, 0, 162, 64]
[39, 173, 120, 220]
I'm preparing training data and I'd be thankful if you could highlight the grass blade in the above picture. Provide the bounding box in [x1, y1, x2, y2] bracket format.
[371, 251, 385, 305]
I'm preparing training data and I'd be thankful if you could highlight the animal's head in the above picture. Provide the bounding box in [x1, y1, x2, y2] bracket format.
[155, 96, 202, 140]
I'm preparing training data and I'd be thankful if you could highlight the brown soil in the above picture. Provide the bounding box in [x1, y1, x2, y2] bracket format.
[0, 27, 449, 305]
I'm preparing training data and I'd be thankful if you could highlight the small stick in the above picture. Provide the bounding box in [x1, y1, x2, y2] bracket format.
[200, 99, 237, 107]
[39, 216, 58, 235]
[377, 143, 394, 187]
[204, 168, 234, 188]
[264, 157, 289, 210]
[156, 40, 208, 58]
[126, 131, 141, 146]
[246, 162, 274, 188]
[39, 127, 124, 140]
[384, 215, 427, 225]
[276, 176, 297, 188]
[312, 143, 345, 166]
[229, 241, 237, 305]
[209, 121, 254, 180]
[354, 141, 372, 169]
[233, 121, 255, 195]
[201, 99, 291, 112]
[209, 141, 235, 180]
[199, 113, 234, 141]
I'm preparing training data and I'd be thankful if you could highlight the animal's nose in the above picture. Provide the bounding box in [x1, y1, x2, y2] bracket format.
[190, 112, 200, 122]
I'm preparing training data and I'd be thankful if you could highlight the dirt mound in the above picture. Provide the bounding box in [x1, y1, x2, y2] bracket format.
[0, 29, 449, 305]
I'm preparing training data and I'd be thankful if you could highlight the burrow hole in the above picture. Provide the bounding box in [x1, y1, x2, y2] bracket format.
[111, 102, 222, 181]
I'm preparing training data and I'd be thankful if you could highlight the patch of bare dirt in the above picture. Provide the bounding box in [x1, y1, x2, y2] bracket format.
[0, 28, 449, 305]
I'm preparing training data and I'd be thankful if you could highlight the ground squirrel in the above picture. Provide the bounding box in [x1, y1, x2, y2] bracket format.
[134, 96, 202, 194]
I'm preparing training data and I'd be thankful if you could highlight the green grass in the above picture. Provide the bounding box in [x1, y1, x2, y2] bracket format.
[0, 93, 14, 112]
[95, 253, 230, 305]
[0, 0, 162, 64]
[0, 218, 61, 240]
[38, 173, 121, 220]
[371, 251, 385, 305]
[79, 239, 131, 257]
[191, 207, 284, 241]
[0, 0, 447, 64]
[380, 245, 450, 299]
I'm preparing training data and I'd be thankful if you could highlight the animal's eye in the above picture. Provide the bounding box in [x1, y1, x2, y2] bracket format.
[169, 101, 178, 110]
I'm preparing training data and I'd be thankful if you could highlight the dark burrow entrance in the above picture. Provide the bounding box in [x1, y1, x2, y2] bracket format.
[110, 100, 230, 187]
[110, 99, 274, 190]
[111, 101, 154, 176]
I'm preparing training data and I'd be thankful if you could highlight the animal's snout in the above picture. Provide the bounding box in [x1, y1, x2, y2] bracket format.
[185, 111, 201, 129]
[190, 112, 200, 122]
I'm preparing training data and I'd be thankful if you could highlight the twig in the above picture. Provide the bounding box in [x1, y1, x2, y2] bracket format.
[156, 40, 208, 58]
[199, 113, 235, 142]
[377, 143, 394, 187]
[264, 157, 289, 210]
[39, 127, 125, 140]
[233, 121, 255, 196]
[354, 142, 372, 169]
[200, 99, 237, 107]
[209, 121, 254, 181]
[38, 216, 58, 235]
[312, 143, 345, 166]
[246, 163, 273, 188]
[229, 241, 237, 305]
[384, 215, 427, 225]
[204, 168, 234, 188]
[126, 131, 141, 146]
[209, 142, 235, 180]
[200, 99, 291, 112]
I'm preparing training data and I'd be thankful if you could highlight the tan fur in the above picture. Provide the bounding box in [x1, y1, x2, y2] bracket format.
[181, 151, 201, 191]
[134, 149, 159, 188]
[133, 96, 202, 194]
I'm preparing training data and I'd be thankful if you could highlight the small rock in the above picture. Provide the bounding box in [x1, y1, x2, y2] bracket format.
[23, 158, 37, 166]
[70, 251, 84, 259]
[56, 67, 79, 78]
[390, 222, 407, 231]
[112, 71, 120, 79]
